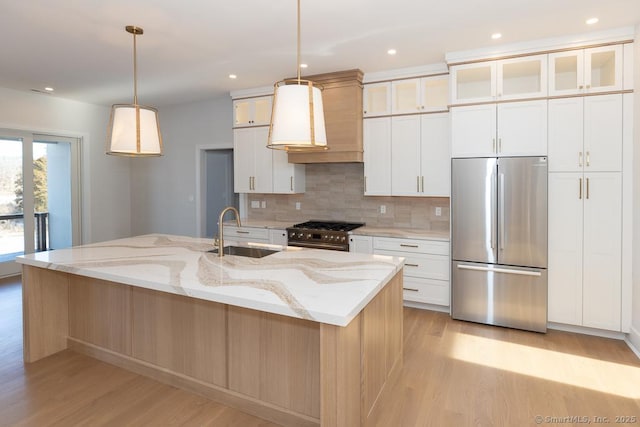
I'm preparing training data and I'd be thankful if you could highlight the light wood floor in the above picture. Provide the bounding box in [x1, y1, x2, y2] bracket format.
[1, 276, 639, 426]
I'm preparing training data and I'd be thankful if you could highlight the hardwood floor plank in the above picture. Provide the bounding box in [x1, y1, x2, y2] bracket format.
[1, 276, 639, 426]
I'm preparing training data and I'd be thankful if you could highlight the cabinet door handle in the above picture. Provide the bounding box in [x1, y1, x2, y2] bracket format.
[364, 176, 367, 192]
[417, 176, 420, 192]
[405, 263, 420, 267]
[403, 287, 419, 292]
[586, 84, 591, 89]
[586, 177, 590, 199]
[579, 178, 582, 199]
[421, 176, 424, 193]
[498, 138, 502, 152]
[586, 151, 590, 167]
[579, 85, 584, 90]
[400, 244, 419, 248]
[493, 138, 496, 152]
[579, 152, 583, 167]
[290, 176, 293, 191]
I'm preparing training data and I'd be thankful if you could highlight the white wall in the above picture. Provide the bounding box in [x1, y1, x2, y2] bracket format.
[0, 87, 131, 243]
[130, 96, 233, 237]
[631, 26, 640, 350]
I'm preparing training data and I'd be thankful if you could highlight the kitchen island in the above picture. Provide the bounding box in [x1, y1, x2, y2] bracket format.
[17, 234, 404, 427]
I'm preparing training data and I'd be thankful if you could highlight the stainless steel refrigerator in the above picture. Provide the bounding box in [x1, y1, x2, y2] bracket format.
[451, 157, 548, 332]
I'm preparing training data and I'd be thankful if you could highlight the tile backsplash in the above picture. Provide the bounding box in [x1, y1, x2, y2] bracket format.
[247, 163, 450, 231]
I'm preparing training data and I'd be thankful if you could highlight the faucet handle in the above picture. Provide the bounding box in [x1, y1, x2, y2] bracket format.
[213, 236, 220, 247]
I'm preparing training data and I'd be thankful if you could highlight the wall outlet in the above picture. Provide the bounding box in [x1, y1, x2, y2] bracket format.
[250, 200, 260, 209]
[380, 205, 386, 214]
[435, 207, 442, 217]
[295, 202, 301, 210]
[261, 201, 266, 208]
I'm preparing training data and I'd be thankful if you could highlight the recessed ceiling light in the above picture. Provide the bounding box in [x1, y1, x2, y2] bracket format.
[44, 87, 54, 92]
[586, 17, 599, 25]
[491, 33, 502, 40]
[387, 49, 397, 55]
[228, 74, 237, 79]
[300, 63, 308, 69]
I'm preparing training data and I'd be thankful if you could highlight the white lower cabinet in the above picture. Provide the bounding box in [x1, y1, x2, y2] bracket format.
[548, 172, 622, 331]
[348, 235, 373, 254]
[222, 225, 270, 244]
[373, 237, 450, 306]
[268, 228, 288, 246]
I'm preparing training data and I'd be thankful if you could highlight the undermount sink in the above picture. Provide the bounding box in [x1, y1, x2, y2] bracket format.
[207, 246, 278, 258]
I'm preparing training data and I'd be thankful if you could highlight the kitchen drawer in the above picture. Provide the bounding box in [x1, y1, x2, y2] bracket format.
[375, 250, 449, 281]
[223, 226, 269, 242]
[373, 237, 449, 255]
[402, 277, 450, 306]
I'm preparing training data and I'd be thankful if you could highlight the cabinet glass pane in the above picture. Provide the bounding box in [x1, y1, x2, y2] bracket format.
[394, 81, 419, 112]
[254, 98, 272, 123]
[234, 101, 250, 125]
[366, 86, 389, 115]
[554, 56, 578, 91]
[423, 78, 448, 110]
[502, 59, 542, 95]
[456, 67, 492, 100]
[590, 51, 616, 88]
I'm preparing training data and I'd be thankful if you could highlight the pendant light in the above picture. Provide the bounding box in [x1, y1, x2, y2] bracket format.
[106, 26, 163, 157]
[267, 0, 327, 152]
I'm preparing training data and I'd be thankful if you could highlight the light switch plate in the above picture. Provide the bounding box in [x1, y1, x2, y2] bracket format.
[261, 201, 266, 208]
[295, 202, 301, 210]
[251, 201, 260, 208]
[435, 207, 442, 216]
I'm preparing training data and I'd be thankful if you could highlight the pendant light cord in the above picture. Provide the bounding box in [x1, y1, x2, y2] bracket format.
[132, 31, 138, 106]
[297, 0, 301, 84]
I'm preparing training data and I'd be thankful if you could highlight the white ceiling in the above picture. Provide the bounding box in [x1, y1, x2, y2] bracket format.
[2, 0, 639, 107]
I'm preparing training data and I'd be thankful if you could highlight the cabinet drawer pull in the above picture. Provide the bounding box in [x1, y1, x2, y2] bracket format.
[400, 244, 419, 248]
[586, 151, 590, 167]
[579, 152, 583, 167]
[405, 263, 420, 267]
[236, 230, 250, 234]
[403, 287, 419, 292]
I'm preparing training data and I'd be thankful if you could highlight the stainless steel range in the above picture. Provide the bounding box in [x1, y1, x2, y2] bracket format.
[287, 220, 365, 251]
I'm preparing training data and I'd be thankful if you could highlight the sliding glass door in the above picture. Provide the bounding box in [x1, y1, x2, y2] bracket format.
[0, 130, 81, 277]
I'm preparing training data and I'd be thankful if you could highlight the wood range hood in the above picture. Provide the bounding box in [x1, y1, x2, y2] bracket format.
[287, 69, 364, 164]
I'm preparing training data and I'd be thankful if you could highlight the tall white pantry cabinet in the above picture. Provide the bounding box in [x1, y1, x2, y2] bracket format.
[447, 30, 633, 333]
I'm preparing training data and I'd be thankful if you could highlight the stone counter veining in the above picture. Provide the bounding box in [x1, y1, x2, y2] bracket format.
[16, 234, 404, 327]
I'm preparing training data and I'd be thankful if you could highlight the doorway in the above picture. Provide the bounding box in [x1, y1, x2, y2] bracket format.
[0, 130, 81, 277]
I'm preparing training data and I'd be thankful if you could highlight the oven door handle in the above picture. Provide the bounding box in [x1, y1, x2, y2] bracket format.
[287, 241, 348, 251]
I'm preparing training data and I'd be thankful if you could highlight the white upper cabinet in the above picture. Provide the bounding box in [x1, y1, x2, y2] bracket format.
[272, 149, 305, 194]
[363, 117, 392, 196]
[450, 55, 547, 104]
[548, 94, 622, 173]
[451, 100, 547, 157]
[549, 45, 623, 96]
[233, 96, 272, 127]
[363, 82, 391, 117]
[450, 104, 497, 157]
[391, 75, 449, 114]
[496, 100, 548, 156]
[391, 113, 450, 196]
[233, 127, 273, 193]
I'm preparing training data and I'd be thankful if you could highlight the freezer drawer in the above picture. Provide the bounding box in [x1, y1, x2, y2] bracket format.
[451, 261, 547, 332]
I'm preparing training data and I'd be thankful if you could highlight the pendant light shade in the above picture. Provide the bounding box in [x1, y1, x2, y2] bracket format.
[267, 0, 328, 152]
[106, 26, 163, 157]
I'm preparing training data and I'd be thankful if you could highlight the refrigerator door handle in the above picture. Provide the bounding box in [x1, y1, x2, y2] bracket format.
[456, 264, 542, 277]
[499, 172, 505, 251]
[490, 169, 497, 250]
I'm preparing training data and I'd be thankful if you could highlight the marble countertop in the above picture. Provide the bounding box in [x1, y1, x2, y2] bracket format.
[16, 234, 404, 327]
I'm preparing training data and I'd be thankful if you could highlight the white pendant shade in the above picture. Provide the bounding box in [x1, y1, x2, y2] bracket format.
[268, 82, 327, 151]
[107, 104, 162, 156]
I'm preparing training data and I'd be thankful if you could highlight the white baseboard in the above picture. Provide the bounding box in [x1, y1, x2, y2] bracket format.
[547, 322, 626, 340]
[403, 300, 450, 314]
[626, 326, 640, 360]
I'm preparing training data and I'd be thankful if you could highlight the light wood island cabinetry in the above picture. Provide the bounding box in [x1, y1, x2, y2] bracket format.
[20, 236, 404, 427]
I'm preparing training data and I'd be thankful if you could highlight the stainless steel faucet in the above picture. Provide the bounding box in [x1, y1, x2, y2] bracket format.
[217, 206, 241, 257]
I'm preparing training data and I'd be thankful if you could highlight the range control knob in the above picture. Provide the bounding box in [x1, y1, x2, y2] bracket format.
[340, 236, 346, 242]
[297, 233, 304, 239]
[289, 232, 296, 238]
[307, 233, 312, 239]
